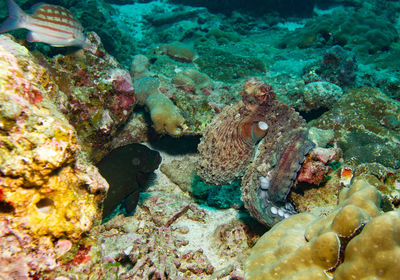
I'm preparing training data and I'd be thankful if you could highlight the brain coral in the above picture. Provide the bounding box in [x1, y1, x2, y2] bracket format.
[244, 179, 400, 280]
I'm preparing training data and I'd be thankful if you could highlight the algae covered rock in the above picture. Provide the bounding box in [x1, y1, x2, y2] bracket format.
[0, 35, 107, 278]
[282, 8, 398, 56]
[44, 32, 136, 160]
[301, 81, 343, 112]
[195, 46, 266, 83]
[310, 87, 400, 168]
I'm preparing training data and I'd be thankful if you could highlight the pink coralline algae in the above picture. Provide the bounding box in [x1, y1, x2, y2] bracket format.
[198, 78, 314, 227]
[44, 32, 136, 160]
[297, 147, 339, 185]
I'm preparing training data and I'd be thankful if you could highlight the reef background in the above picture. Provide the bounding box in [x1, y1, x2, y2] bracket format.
[1, 0, 400, 279]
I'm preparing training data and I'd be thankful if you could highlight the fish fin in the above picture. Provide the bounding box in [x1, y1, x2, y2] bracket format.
[0, 0, 28, 33]
[122, 191, 140, 216]
[29, 2, 46, 13]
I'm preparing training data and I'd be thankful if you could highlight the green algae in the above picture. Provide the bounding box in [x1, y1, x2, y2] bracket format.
[195, 46, 266, 83]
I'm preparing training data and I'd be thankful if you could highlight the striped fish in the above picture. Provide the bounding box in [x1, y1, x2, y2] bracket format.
[0, 0, 88, 48]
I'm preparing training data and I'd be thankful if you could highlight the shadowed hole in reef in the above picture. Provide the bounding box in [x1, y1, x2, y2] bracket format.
[148, 134, 201, 155]
[0, 201, 14, 213]
[292, 181, 325, 196]
[299, 107, 329, 122]
[36, 197, 54, 213]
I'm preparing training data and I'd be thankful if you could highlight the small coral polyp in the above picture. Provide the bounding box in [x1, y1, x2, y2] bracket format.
[198, 78, 313, 227]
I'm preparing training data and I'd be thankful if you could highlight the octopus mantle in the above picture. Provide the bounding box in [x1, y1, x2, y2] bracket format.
[198, 78, 313, 227]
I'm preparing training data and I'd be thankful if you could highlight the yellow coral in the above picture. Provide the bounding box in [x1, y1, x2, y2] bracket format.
[245, 179, 389, 280]
[334, 210, 400, 280]
[0, 36, 107, 241]
[145, 92, 186, 137]
[133, 77, 186, 137]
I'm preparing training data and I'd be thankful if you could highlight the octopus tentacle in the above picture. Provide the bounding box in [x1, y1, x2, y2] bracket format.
[242, 103, 314, 227]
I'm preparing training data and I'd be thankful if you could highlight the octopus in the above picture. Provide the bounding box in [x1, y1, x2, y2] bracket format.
[197, 78, 313, 227]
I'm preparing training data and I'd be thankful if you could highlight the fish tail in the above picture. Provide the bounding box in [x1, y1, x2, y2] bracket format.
[0, 0, 28, 33]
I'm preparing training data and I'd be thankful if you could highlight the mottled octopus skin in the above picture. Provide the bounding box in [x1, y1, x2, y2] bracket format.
[198, 78, 312, 227]
[242, 100, 313, 227]
[197, 79, 275, 185]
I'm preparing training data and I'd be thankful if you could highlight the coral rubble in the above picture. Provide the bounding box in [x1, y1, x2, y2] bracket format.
[100, 190, 256, 279]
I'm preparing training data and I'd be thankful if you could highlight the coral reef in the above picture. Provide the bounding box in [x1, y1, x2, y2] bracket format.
[100, 191, 253, 279]
[40, 32, 136, 160]
[282, 8, 398, 57]
[146, 92, 187, 136]
[172, 68, 212, 95]
[154, 43, 197, 63]
[205, 28, 241, 45]
[0, 35, 107, 278]
[301, 81, 344, 112]
[304, 46, 358, 87]
[69, 0, 137, 66]
[296, 147, 339, 185]
[308, 127, 335, 148]
[245, 179, 392, 279]
[310, 87, 400, 168]
[334, 210, 400, 279]
[102, 195, 212, 280]
[194, 46, 266, 83]
[130, 54, 153, 81]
